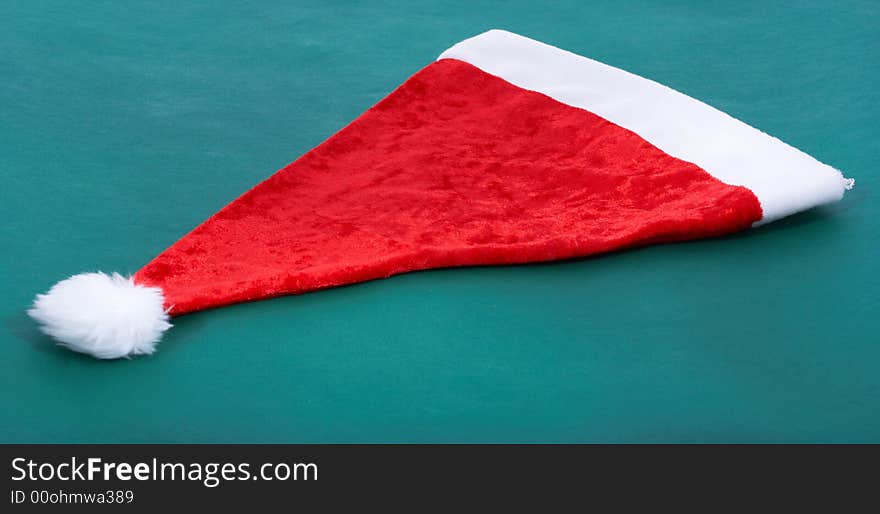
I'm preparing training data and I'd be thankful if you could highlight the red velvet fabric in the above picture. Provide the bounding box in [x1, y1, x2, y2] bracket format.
[135, 59, 762, 315]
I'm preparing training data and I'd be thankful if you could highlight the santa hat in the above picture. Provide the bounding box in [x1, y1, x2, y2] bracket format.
[29, 30, 853, 359]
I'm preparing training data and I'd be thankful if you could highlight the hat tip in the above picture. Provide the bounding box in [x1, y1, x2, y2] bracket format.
[28, 272, 171, 359]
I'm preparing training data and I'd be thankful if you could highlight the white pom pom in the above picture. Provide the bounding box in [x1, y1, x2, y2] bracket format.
[28, 272, 171, 359]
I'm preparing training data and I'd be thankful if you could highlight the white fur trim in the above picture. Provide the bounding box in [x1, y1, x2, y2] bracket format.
[28, 272, 171, 359]
[439, 30, 854, 224]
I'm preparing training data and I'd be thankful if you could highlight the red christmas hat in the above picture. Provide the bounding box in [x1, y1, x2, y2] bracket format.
[29, 30, 853, 359]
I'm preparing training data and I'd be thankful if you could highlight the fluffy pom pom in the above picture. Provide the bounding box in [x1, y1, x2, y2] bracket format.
[28, 272, 171, 359]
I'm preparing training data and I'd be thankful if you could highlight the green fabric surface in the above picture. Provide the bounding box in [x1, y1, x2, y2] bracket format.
[2, 1, 877, 443]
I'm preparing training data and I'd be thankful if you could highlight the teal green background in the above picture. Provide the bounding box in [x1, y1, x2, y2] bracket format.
[2, 1, 877, 442]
